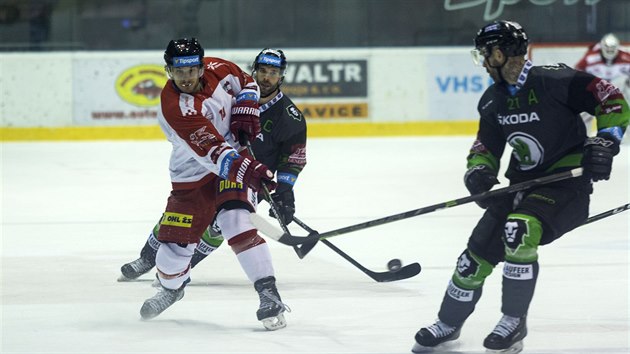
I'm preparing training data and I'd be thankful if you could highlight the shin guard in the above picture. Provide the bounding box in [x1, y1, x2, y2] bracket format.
[438, 249, 494, 326]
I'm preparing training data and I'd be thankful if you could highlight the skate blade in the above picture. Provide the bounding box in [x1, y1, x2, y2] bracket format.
[117, 274, 155, 283]
[485, 340, 523, 354]
[261, 313, 287, 331]
[117, 274, 136, 282]
[411, 343, 434, 353]
[411, 340, 460, 353]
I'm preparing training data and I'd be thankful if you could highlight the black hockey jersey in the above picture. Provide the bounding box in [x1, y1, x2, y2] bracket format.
[468, 61, 629, 183]
[252, 91, 307, 194]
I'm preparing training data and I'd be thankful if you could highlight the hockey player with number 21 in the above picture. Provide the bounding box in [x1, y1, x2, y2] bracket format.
[135, 38, 291, 331]
[411, 21, 629, 353]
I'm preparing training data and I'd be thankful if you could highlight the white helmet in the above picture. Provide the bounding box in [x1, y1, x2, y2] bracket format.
[600, 33, 620, 61]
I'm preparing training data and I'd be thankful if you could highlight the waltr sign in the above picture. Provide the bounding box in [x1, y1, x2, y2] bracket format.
[281, 60, 368, 98]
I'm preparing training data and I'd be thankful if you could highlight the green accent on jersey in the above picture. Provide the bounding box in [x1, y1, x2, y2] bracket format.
[545, 153, 582, 172]
[504, 213, 542, 263]
[263, 120, 273, 133]
[507, 97, 520, 110]
[528, 89, 539, 105]
[595, 98, 630, 130]
[452, 250, 495, 289]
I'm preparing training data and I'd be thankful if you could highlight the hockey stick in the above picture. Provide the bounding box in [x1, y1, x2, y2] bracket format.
[278, 168, 583, 257]
[582, 202, 629, 226]
[293, 216, 421, 282]
[241, 138, 319, 248]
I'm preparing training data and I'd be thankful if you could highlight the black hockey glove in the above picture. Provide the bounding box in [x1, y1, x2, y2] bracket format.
[464, 165, 499, 209]
[269, 189, 295, 225]
[583, 134, 620, 182]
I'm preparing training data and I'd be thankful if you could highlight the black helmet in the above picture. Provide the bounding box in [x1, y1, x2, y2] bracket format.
[164, 38, 204, 67]
[252, 48, 287, 75]
[474, 20, 528, 58]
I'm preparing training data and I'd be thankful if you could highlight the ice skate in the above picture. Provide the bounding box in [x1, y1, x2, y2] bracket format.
[483, 315, 527, 353]
[118, 256, 155, 281]
[411, 320, 461, 353]
[139, 278, 188, 320]
[254, 276, 290, 331]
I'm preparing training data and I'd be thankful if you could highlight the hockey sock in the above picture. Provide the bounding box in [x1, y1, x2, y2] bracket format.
[140, 224, 161, 260]
[191, 227, 224, 268]
[437, 249, 494, 326]
[501, 213, 542, 317]
[501, 260, 539, 316]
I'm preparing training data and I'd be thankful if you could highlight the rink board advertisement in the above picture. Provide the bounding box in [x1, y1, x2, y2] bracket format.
[71, 55, 369, 125]
[426, 52, 493, 120]
[3, 46, 606, 129]
[73, 56, 166, 125]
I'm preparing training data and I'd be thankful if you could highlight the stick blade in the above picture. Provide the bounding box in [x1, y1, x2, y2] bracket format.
[250, 213, 318, 247]
[372, 262, 422, 282]
[293, 233, 320, 259]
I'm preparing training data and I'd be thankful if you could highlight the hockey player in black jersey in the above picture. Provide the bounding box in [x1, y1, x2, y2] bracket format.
[412, 21, 628, 354]
[119, 48, 307, 328]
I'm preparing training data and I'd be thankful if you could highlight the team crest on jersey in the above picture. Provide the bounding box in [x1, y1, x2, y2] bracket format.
[286, 105, 302, 121]
[507, 132, 544, 171]
[189, 126, 217, 148]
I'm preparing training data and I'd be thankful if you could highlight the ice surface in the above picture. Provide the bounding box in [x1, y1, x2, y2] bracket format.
[1, 137, 628, 353]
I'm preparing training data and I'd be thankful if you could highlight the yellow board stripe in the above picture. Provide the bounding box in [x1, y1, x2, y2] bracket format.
[160, 212, 193, 228]
[0, 121, 478, 141]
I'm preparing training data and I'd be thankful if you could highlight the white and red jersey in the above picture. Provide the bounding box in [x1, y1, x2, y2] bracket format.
[575, 44, 630, 85]
[158, 57, 259, 189]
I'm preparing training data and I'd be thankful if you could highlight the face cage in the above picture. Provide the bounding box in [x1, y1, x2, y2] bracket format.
[601, 46, 619, 61]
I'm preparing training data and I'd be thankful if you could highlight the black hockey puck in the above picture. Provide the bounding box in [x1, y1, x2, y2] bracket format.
[387, 258, 402, 272]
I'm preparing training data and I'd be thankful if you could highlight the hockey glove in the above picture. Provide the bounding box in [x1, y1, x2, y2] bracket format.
[269, 189, 295, 225]
[464, 165, 499, 209]
[230, 100, 261, 145]
[229, 157, 277, 193]
[583, 133, 620, 182]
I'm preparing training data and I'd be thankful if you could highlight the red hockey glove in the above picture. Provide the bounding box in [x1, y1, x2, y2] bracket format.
[230, 99, 260, 145]
[229, 156, 277, 192]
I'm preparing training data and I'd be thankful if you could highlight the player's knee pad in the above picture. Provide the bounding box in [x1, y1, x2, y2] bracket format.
[503, 213, 542, 263]
[155, 242, 195, 289]
[228, 229, 266, 255]
[452, 249, 495, 290]
[216, 208, 254, 240]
